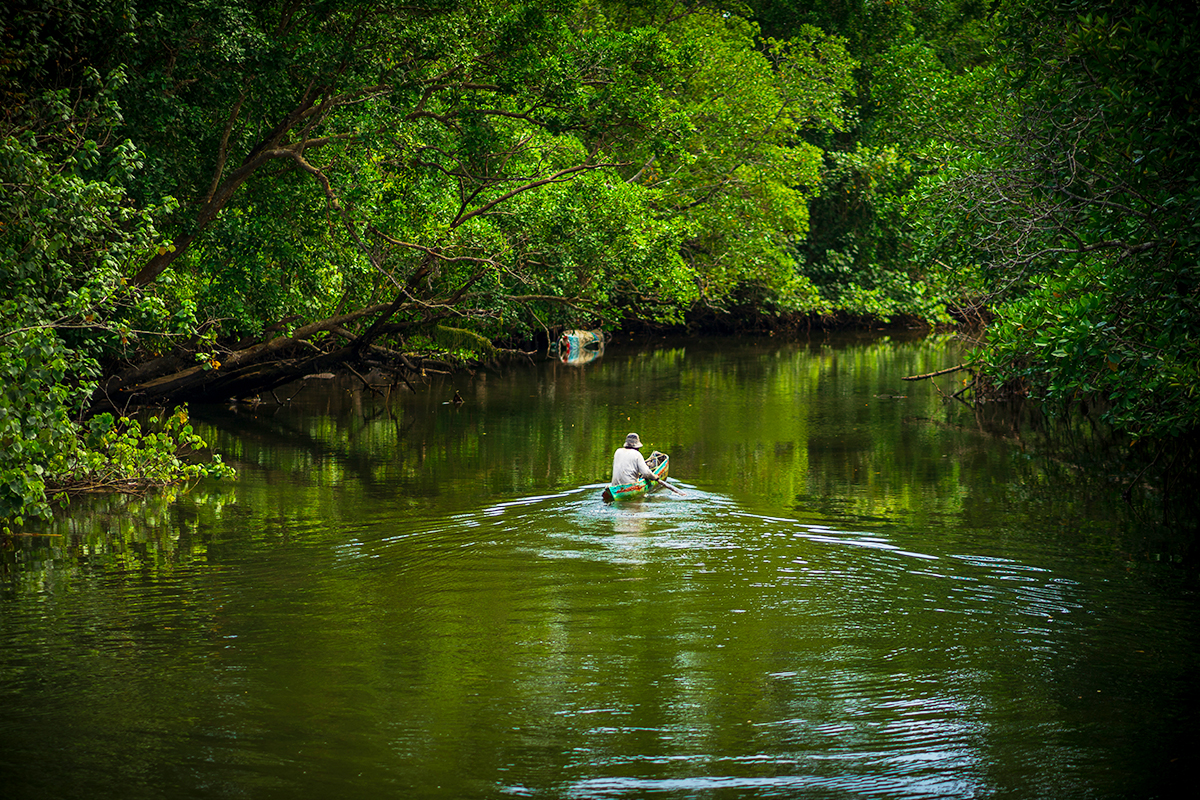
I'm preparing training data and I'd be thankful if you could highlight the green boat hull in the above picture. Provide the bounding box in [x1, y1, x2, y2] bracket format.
[602, 451, 669, 502]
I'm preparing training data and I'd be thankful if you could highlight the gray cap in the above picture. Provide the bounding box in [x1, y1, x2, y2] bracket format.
[624, 433, 643, 448]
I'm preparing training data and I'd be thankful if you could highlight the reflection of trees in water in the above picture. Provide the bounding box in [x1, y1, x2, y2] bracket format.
[9, 334, 1190, 596]
[913, 396, 1198, 552]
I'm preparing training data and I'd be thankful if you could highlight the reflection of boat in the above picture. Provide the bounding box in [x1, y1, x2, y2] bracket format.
[557, 329, 605, 365]
[602, 451, 669, 503]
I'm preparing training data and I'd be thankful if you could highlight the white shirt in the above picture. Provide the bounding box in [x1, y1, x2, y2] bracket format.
[611, 447, 654, 485]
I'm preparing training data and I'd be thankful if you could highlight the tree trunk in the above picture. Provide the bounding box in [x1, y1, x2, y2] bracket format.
[90, 300, 416, 413]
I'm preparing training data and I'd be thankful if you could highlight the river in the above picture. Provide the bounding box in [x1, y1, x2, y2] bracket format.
[1, 333, 1194, 799]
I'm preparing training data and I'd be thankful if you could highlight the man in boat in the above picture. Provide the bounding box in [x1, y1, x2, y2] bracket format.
[611, 432, 657, 486]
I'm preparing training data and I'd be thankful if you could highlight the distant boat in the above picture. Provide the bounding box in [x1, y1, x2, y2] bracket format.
[602, 451, 669, 503]
[557, 329, 605, 365]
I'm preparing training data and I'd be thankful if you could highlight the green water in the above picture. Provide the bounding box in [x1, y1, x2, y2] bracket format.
[1, 334, 1195, 799]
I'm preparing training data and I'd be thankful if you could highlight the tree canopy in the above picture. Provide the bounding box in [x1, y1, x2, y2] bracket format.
[911, 0, 1199, 446]
[2, 0, 856, 525]
[2, 0, 1197, 527]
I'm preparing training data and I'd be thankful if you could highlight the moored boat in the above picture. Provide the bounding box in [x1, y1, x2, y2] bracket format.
[602, 451, 669, 502]
[557, 329, 605, 365]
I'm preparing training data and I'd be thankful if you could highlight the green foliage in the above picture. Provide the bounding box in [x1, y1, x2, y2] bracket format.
[0, 329, 86, 526]
[972, 270, 1200, 440]
[0, 335, 233, 531]
[642, 15, 856, 313]
[757, 0, 998, 325]
[96, 0, 858, 339]
[76, 409, 234, 487]
[0, 44, 232, 530]
[6, 0, 1194, 522]
[799, 143, 954, 323]
[432, 325, 498, 359]
[918, 0, 1200, 442]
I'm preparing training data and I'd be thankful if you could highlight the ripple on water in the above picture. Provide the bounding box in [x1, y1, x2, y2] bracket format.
[4, 481, 1148, 800]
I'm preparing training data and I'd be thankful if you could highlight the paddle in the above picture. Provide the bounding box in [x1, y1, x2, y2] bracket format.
[653, 476, 686, 497]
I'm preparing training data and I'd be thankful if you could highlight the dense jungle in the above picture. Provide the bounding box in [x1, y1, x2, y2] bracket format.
[2, 0, 1197, 531]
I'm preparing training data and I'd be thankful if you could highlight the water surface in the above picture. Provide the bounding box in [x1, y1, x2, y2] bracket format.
[1, 333, 1194, 799]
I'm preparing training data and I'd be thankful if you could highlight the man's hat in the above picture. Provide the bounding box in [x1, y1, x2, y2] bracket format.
[624, 433, 643, 448]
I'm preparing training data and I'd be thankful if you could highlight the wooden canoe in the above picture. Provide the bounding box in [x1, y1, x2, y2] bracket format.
[602, 451, 669, 503]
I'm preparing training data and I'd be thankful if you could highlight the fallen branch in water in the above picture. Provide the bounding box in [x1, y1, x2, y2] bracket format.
[48, 478, 181, 496]
[901, 364, 973, 381]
